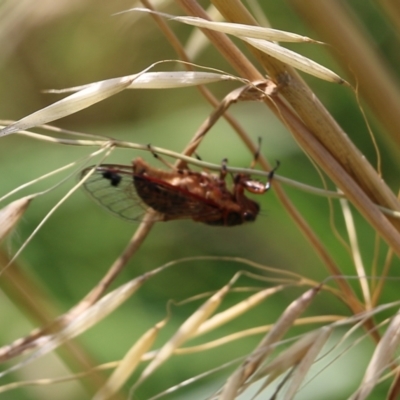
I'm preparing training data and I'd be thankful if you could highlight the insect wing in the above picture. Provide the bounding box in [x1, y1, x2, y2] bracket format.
[80, 165, 150, 222]
[133, 174, 223, 222]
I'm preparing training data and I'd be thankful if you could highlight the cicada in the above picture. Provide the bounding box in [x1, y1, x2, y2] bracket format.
[80, 157, 277, 226]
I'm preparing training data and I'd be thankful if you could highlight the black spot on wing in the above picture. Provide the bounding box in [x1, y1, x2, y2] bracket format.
[80, 166, 148, 222]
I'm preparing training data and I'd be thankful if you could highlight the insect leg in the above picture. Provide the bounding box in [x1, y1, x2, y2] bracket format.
[147, 144, 178, 170]
[249, 137, 262, 169]
[240, 160, 280, 194]
[264, 160, 280, 191]
[219, 158, 228, 180]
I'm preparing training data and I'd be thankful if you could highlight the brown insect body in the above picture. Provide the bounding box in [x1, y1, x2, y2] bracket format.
[132, 158, 259, 226]
[81, 157, 272, 226]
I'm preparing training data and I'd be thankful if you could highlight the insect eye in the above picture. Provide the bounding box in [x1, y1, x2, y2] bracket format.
[226, 212, 242, 226]
[243, 211, 256, 222]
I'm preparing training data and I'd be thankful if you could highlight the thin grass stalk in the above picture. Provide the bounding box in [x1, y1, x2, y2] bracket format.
[372, 248, 395, 306]
[389, 374, 400, 400]
[289, 0, 400, 151]
[340, 198, 372, 309]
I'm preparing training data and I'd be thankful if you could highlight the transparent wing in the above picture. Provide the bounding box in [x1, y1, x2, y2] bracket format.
[80, 165, 150, 222]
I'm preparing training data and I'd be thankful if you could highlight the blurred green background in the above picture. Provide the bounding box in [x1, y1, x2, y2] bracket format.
[1, 1, 399, 399]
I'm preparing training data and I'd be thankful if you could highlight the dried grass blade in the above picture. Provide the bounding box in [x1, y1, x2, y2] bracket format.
[177, 17, 321, 43]
[127, 71, 234, 88]
[0, 196, 33, 242]
[130, 7, 321, 43]
[0, 68, 235, 137]
[241, 37, 346, 84]
[48, 72, 234, 93]
[219, 286, 321, 399]
[93, 319, 167, 400]
[351, 310, 400, 399]
[0, 76, 134, 136]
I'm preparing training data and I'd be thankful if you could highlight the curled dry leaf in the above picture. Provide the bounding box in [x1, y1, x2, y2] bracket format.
[0, 196, 33, 242]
